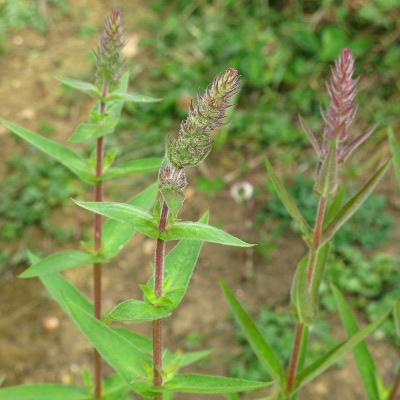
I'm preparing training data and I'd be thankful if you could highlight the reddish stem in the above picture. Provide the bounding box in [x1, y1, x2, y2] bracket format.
[152, 202, 169, 399]
[93, 84, 108, 399]
[285, 196, 327, 398]
[389, 367, 400, 400]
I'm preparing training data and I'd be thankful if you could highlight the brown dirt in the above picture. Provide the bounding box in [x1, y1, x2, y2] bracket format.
[0, 1, 399, 400]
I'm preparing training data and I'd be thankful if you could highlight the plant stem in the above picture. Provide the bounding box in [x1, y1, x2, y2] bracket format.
[388, 367, 400, 400]
[153, 201, 169, 399]
[93, 84, 108, 398]
[285, 196, 328, 398]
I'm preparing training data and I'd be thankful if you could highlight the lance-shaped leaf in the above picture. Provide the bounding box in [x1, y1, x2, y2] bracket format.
[70, 122, 113, 144]
[314, 139, 338, 198]
[265, 157, 312, 246]
[53, 75, 102, 100]
[100, 158, 162, 181]
[295, 308, 391, 391]
[323, 186, 346, 227]
[160, 221, 252, 247]
[219, 279, 285, 388]
[19, 251, 98, 278]
[290, 256, 316, 326]
[105, 90, 163, 103]
[102, 182, 158, 258]
[113, 327, 210, 369]
[299, 114, 322, 160]
[310, 242, 330, 310]
[394, 302, 400, 338]
[73, 200, 159, 239]
[63, 296, 148, 383]
[147, 212, 208, 308]
[152, 374, 271, 394]
[109, 299, 171, 322]
[321, 159, 391, 246]
[0, 119, 95, 184]
[0, 384, 90, 400]
[40, 272, 93, 316]
[331, 284, 379, 400]
[388, 127, 400, 184]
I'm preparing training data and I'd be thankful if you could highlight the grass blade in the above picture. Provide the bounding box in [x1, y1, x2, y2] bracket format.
[219, 279, 285, 388]
[295, 307, 391, 390]
[331, 284, 379, 400]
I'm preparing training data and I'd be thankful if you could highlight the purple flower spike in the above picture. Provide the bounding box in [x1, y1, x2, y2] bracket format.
[321, 48, 358, 145]
[301, 48, 377, 166]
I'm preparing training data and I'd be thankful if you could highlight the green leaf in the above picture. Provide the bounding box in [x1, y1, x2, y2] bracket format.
[0, 384, 90, 400]
[219, 279, 285, 387]
[39, 272, 93, 316]
[290, 256, 315, 326]
[19, 251, 97, 278]
[331, 284, 379, 400]
[314, 139, 338, 198]
[321, 159, 391, 246]
[265, 157, 312, 245]
[0, 119, 95, 184]
[68, 73, 129, 144]
[309, 242, 330, 311]
[160, 186, 185, 217]
[102, 183, 158, 258]
[160, 221, 253, 247]
[109, 299, 171, 322]
[106, 90, 163, 103]
[69, 123, 113, 144]
[53, 76, 101, 99]
[100, 158, 162, 181]
[295, 308, 391, 391]
[324, 186, 346, 227]
[147, 212, 208, 308]
[388, 127, 400, 185]
[153, 374, 271, 394]
[102, 374, 131, 400]
[171, 350, 211, 369]
[63, 296, 148, 383]
[113, 327, 208, 368]
[73, 200, 159, 239]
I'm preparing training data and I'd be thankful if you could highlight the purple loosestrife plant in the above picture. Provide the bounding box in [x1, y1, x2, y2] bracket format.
[221, 49, 394, 400]
[72, 68, 269, 399]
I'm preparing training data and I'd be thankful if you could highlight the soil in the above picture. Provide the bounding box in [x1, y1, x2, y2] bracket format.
[0, 1, 399, 400]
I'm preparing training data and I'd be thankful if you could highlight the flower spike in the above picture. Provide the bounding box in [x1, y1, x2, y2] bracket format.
[95, 10, 126, 89]
[167, 68, 240, 169]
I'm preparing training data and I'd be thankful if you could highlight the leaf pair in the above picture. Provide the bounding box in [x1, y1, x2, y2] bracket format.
[19, 183, 159, 278]
[74, 200, 253, 247]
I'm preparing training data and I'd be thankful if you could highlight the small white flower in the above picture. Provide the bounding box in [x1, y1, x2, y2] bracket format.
[230, 181, 254, 203]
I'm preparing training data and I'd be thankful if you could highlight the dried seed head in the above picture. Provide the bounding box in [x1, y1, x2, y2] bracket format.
[167, 68, 240, 168]
[95, 10, 125, 88]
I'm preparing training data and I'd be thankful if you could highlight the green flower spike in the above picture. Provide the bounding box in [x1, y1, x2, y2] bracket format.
[167, 68, 240, 169]
[95, 10, 126, 90]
